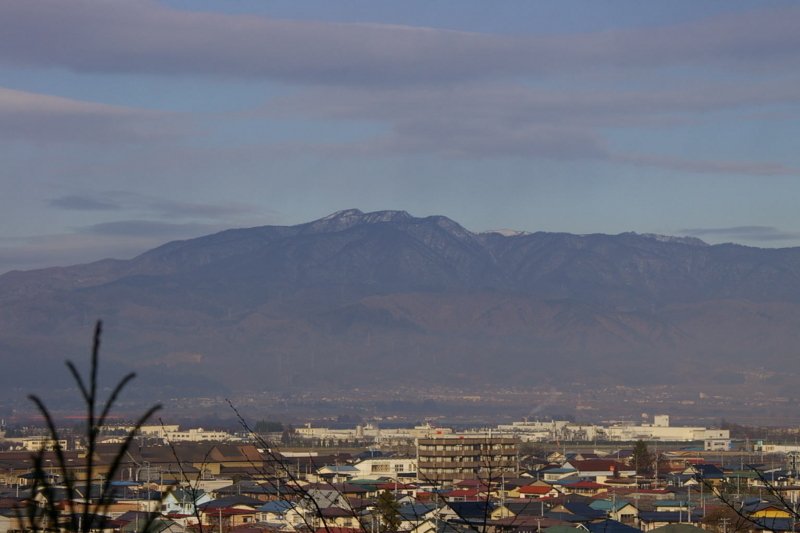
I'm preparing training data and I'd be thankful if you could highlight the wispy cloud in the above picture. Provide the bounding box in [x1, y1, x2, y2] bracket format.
[2, 2, 798, 172]
[149, 199, 265, 220]
[1, 1, 799, 85]
[2, 194, 278, 273]
[256, 83, 800, 169]
[614, 154, 800, 176]
[681, 226, 800, 242]
[0, 87, 195, 144]
[49, 195, 121, 211]
[266, 83, 800, 125]
[78, 220, 222, 238]
[48, 192, 267, 221]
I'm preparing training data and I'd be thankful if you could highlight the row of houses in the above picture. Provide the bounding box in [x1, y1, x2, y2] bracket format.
[0, 432, 797, 533]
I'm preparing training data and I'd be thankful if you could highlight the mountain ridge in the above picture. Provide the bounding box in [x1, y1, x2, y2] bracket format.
[2, 209, 800, 394]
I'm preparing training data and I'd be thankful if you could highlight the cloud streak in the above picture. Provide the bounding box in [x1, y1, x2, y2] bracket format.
[50, 195, 121, 211]
[614, 154, 800, 176]
[49, 192, 268, 221]
[681, 226, 800, 242]
[255, 83, 800, 172]
[79, 220, 221, 238]
[0, 87, 195, 143]
[0, 194, 279, 273]
[1, 1, 799, 85]
[2, 3, 798, 173]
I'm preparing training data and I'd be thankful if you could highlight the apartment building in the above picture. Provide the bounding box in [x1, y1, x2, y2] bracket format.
[416, 436, 518, 483]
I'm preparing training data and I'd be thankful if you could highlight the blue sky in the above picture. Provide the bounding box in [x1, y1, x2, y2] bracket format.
[2, 0, 800, 273]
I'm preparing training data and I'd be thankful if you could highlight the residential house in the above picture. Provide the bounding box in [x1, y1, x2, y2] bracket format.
[198, 495, 263, 529]
[588, 500, 639, 525]
[547, 503, 607, 522]
[398, 502, 438, 531]
[562, 460, 636, 482]
[491, 500, 552, 520]
[743, 502, 793, 519]
[256, 500, 309, 528]
[637, 511, 698, 531]
[437, 501, 495, 522]
[316, 465, 361, 483]
[213, 480, 296, 501]
[318, 506, 365, 529]
[161, 488, 212, 517]
[512, 484, 562, 499]
[561, 481, 609, 496]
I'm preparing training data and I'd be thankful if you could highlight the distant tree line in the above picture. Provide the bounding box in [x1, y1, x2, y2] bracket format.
[720, 418, 800, 440]
[253, 419, 284, 433]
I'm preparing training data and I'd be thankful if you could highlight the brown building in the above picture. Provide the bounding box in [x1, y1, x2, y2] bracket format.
[416, 437, 519, 483]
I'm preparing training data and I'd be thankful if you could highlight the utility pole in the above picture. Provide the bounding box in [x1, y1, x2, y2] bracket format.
[701, 480, 705, 519]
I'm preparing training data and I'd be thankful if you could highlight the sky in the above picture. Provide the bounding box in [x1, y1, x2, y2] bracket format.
[2, 0, 800, 273]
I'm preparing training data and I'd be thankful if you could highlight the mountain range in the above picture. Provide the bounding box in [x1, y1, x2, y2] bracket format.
[2, 209, 800, 396]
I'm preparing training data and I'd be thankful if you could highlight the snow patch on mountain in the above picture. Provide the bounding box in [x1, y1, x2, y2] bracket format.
[481, 229, 532, 237]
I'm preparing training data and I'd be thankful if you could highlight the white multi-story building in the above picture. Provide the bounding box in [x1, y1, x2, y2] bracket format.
[11, 436, 69, 451]
[352, 456, 417, 479]
[497, 415, 728, 443]
[162, 428, 233, 442]
[605, 416, 729, 442]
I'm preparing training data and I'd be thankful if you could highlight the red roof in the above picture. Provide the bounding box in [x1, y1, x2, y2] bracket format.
[456, 479, 487, 487]
[566, 481, 608, 489]
[518, 486, 555, 494]
[446, 489, 480, 498]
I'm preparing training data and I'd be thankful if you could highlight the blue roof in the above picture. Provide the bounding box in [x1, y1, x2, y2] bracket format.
[590, 501, 630, 512]
[545, 512, 588, 523]
[653, 501, 693, 508]
[561, 503, 606, 520]
[256, 500, 296, 513]
[690, 464, 725, 479]
[751, 517, 797, 531]
[398, 503, 437, 520]
[584, 519, 642, 533]
[446, 501, 494, 519]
